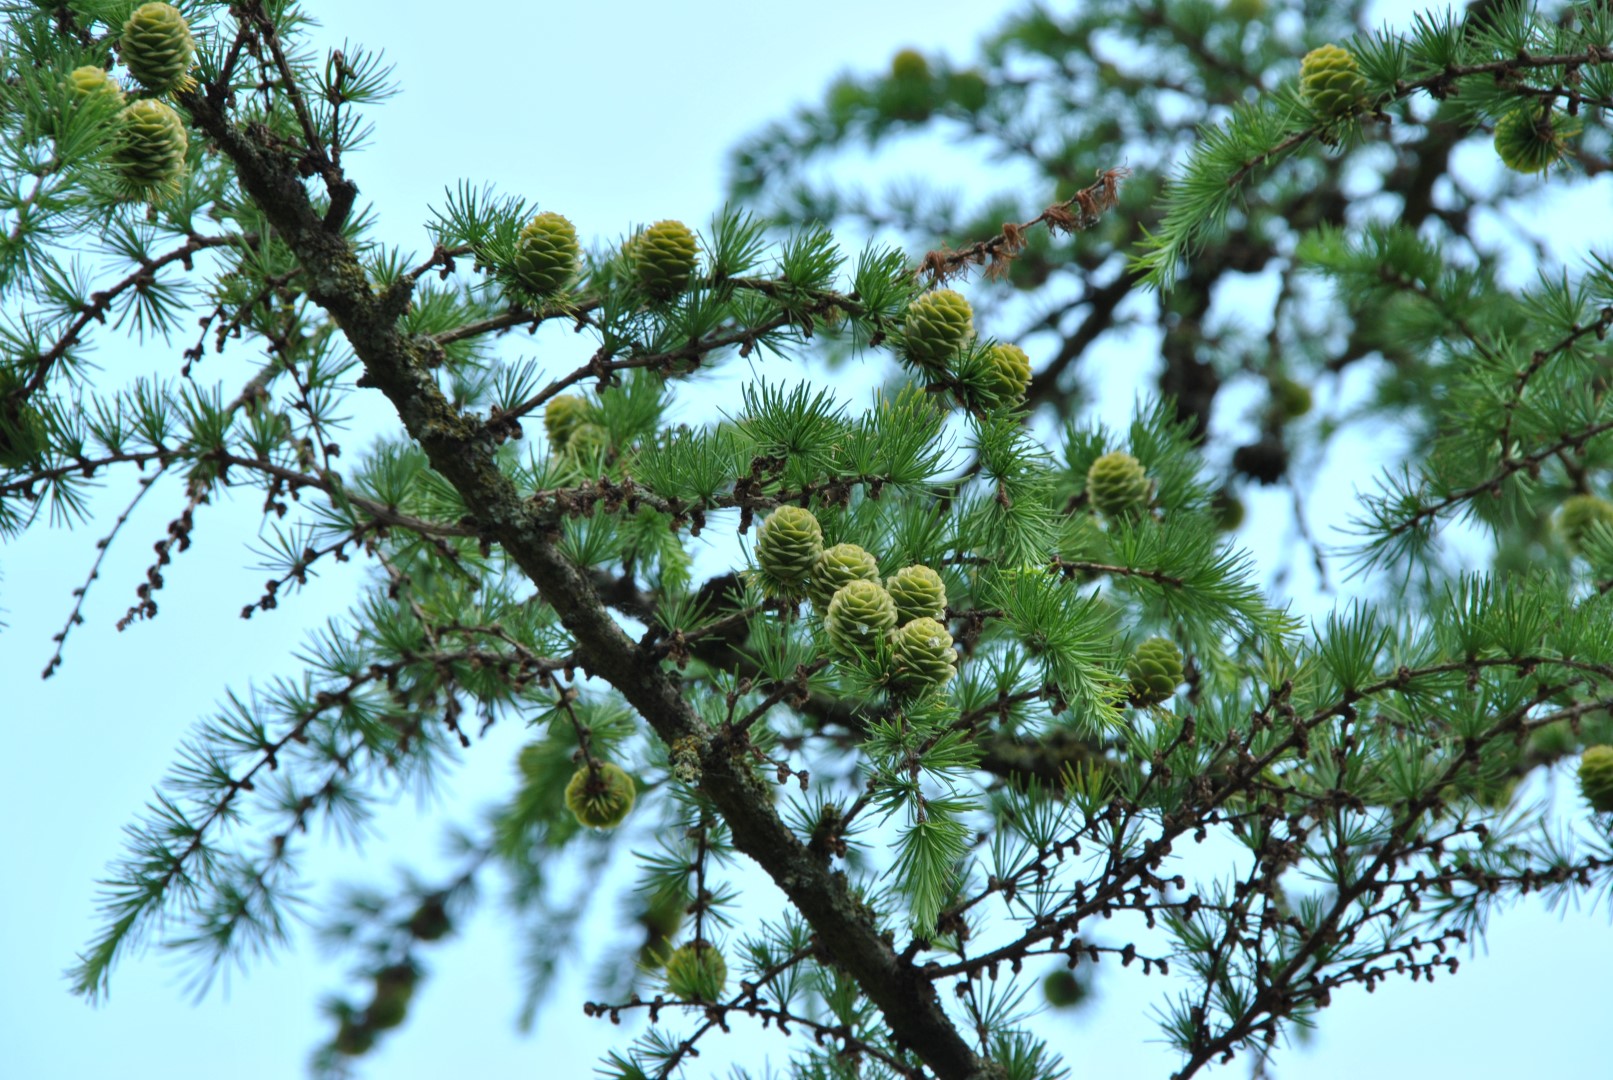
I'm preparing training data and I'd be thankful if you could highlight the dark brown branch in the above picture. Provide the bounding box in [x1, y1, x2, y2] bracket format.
[177, 80, 994, 1080]
[15, 232, 251, 400]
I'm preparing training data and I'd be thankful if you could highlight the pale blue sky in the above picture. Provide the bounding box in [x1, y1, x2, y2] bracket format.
[3, 2, 1611, 1079]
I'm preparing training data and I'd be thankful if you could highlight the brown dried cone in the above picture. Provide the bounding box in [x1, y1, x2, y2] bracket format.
[512, 212, 580, 298]
[808, 542, 880, 611]
[1085, 450, 1151, 521]
[631, 219, 699, 299]
[1580, 746, 1613, 813]
[1126, 637, 1183, 707]
[902, 289, 974, 371]
[824, 580, 898, 657]
[563, 762, 636, 829]
[663, 941, 727, 1002]
[755, 506, 824, 591]
[1298, 44, 1366, 120]
[891, 616, 957, 691]
[886, 564, 947, 623]
[119, 2, 195, 95]
[109, 98, 188, 201]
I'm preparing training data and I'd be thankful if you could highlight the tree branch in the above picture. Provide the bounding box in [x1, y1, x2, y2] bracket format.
[178, 82, 994, 1080]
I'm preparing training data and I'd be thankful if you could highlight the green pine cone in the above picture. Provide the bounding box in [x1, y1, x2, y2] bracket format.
[976, 342, 1033, 408]
[120, 2, 195, 95]
[1579, 745, 1613, 813]
[512, 212, 580, 298]
[1272, 376, 1312, 419]
[824, 579, 898, 657]
[406, 897, 452, 942]
[663, 942, 727, 1002]
[1493, 108, 1581, 175]
[632, 219, 699, 299]
[110, 98, 188, 201]
[885, 49, 935, 120]
[756, 506, 825, 587]
[564, 763, 636, 829]
[1126, 637, 1183, 707]
[1211, 487, 1245, 532]
[0, 403, 49, 470]
[946, 69, 989, 112]
[365, 964, 417, 1030]
[564, 422, 610, 463]
[1299, 44, 1366, 120]
[67, 65, 124, 107]
[1527, 720, 1577, 762]
[332, 1021, 375, 1057]
[891, 616, 957, 690]
[1086, 451, 1151, 521]
[902, 289, 974, 371]
[1558, 494, 1613, 554]
[1043, 970, 1087, 1009]
[543, 394, 592, 450]
[808, 542, 881, 610]
[886, 564, 947, 623]
[890, 49, 930, 82]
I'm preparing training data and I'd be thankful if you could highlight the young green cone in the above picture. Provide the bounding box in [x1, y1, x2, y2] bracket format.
[632, 219, 699, 299]
[755, 506, 824, 589]
[808, 542, 880, 610]
[564, 763, 636, 829]
[1211, 487, 1245, 532]
[1086, 451, 1151, 521]
[663, 941, 727, 1002]
[1272, 376, 1312, 419]
[1493, 108, 1580, 175]
[890, 49, 930, 82]
[1558, 494, 1613, 554]
[1579, 746, 1613, 813]
[0, 403, 49, 470]
[886, 564, 947, 623]
[885, 49, 935, 120]
[564, 423, 610, 464]
[512, 212, 580, 298]
[543, 394, 592, 450]
[119, 2, 195, 95]
[891, 616, 957, 690]
[976, 342, 1033, 408]
[824, 580, 898, 657]
[902, 289, 974, 371]
[110, 98, 188, 201]
[1299, 44, 1366, 120]
[947, 69, 989, 111]
[1126, 637, 1183, 707]
[67, 65, 125, 107]
[1043, 970, 1087, 1009]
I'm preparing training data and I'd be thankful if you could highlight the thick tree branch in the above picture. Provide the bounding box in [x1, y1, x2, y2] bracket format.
[178, 86, 992, 1080]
